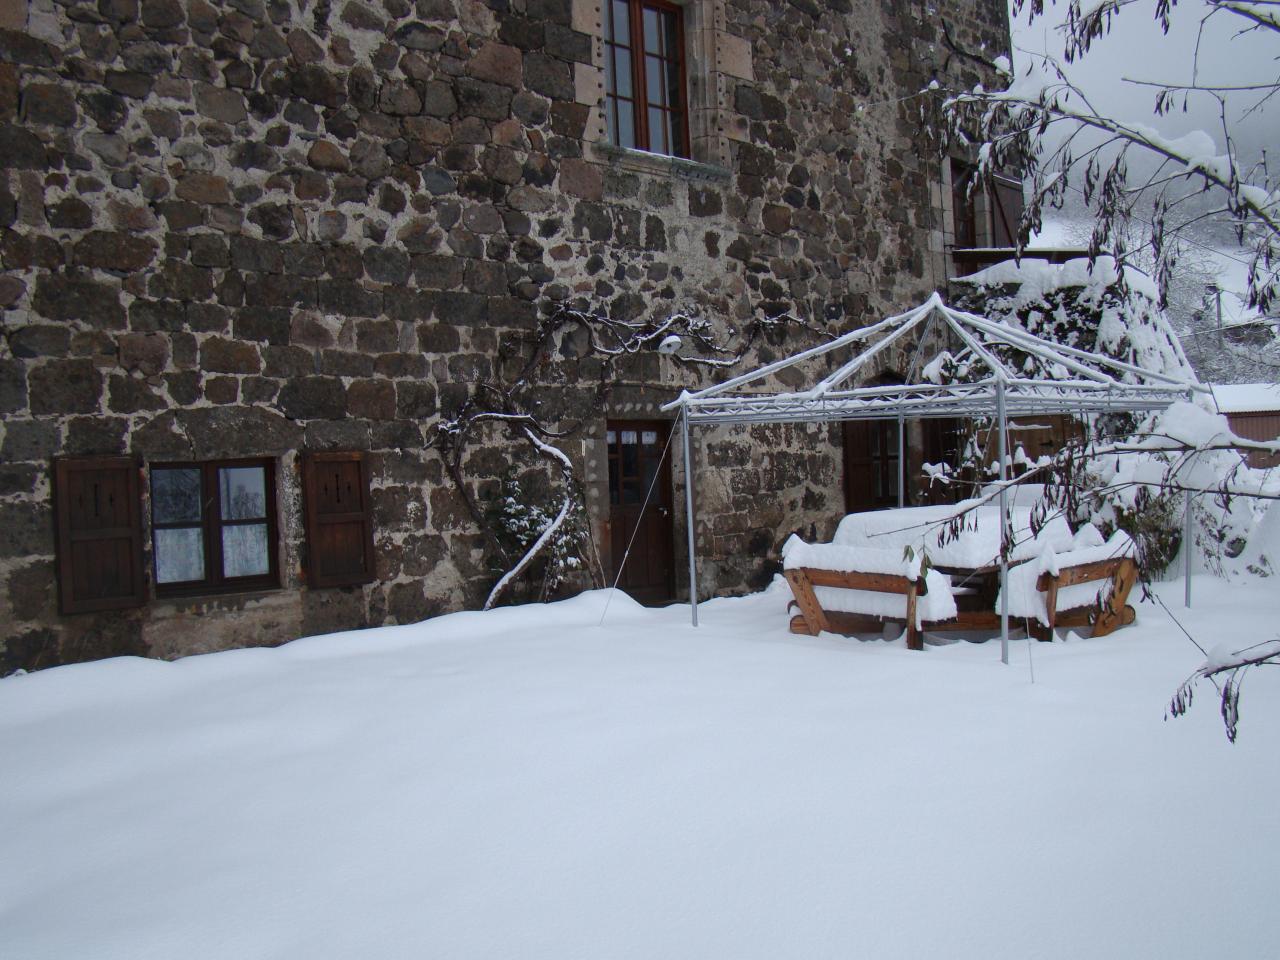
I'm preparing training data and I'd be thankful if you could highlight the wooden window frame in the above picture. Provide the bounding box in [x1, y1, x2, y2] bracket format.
[53, 456, 147, 615]
[150, 458, 280, 598]
[604, 0, 691, 158]
[301, 451, 377, 589]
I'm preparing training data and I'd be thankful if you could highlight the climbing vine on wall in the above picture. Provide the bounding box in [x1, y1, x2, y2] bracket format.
[429, 302, 825, 609]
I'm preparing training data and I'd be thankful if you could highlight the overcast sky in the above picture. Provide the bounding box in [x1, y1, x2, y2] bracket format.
[1008, 0, 1279, 162]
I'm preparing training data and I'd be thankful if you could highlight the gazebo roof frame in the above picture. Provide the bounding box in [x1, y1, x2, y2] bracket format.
[661, 292, 1209, 426]
[660, 292, 1209, 664]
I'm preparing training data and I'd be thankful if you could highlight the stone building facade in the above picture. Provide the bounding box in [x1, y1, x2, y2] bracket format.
[0, 0, 1010, 671]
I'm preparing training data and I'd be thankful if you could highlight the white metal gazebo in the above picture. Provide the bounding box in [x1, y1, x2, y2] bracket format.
[662, 292, 1209, 662]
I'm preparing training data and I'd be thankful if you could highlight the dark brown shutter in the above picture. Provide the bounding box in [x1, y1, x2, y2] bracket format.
[303, 452, 376, 588]
[991, 176, 1025, 247]
[951, 160, 978, 248]
[53, 457, 146, 614]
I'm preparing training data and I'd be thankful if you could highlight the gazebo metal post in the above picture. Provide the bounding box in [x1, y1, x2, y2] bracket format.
[682, 406, 699, 626]
[1183, 386, 1196, 609]
[997, 378, 1010, 665]
[1184, 488, 1193, 608]
[897, 413, 905, 508]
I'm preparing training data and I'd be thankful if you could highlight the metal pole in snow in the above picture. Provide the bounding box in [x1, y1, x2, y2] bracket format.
[897, 414, 905, 508]
[1184, 487, 1193, 609]
[997, 379, 1009, 666]
[682, 407, 699, 627]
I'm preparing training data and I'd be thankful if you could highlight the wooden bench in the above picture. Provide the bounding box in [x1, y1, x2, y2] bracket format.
[1026, 555, 1139, 640]
[785, 567, 933, 651]
[785, 555, 1139, 648]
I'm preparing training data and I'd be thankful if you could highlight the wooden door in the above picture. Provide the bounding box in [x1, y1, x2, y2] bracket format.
[606, 420, 675, 604]
[843, 419, 901, 513]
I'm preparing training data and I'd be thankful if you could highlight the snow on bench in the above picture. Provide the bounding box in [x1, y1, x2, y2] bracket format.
[995, 525, 1140, 639]
[781, 536, 957, 650]
[831, 499, 1074, 570]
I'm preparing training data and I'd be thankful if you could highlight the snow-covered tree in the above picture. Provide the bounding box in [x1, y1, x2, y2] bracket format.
[940, 0, 1279, 313]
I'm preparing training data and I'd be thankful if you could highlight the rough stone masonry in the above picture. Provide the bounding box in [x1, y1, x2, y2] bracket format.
[0, 0, 1009, 670]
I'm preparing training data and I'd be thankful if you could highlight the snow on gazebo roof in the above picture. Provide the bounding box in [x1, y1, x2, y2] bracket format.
[662, 292, 1208, 426]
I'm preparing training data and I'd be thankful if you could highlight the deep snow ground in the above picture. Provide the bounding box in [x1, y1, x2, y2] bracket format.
[2, 578, 1277, 960]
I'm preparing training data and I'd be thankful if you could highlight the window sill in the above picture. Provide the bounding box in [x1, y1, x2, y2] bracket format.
[154, 583, 281, 605]
[589, 141, 731, 183]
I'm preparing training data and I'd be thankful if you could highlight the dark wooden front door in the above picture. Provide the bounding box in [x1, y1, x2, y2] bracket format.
[843, 419, 901, 513]
[606, 420, 675, 604]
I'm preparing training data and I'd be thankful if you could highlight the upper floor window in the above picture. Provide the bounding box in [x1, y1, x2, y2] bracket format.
[605, 0, 690, 158]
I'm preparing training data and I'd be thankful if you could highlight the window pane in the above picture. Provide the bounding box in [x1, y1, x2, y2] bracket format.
[642, 430, 657, 446]
[223, 523, 269, 578]
[613, 47, 632, 98]
[642, 456, 659, 494]
[152, 468, 202, 524]
[662, 9, 679, 56]
[643, 7, 659, 53]
[648, 107, 666, 153]
[610, 0, 630, 45]
[646, 55, 664, 106]
[665, 57, 682, 109]
[621, 430, 638, 445]
[616, 100, 635, 148]
[155, 527, 204, 584]
[219, 466, 267, 520]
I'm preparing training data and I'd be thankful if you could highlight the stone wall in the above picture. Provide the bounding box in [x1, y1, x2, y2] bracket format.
[0, 0, 1010, 671]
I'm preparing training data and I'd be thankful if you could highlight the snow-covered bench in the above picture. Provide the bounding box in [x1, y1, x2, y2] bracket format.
[995, 526, 1140, 640]
[781, 537, 957, 651]
[782, 525, 1140, 648]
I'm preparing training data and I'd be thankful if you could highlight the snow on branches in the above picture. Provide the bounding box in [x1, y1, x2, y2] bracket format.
[936, 0, 1280, 312]
[946, 261, 1279, 576]
[1170, 636, 1280, 742]
[950, 255, 1193, 379]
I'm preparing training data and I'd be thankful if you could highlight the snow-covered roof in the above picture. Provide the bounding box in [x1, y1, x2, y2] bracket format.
[662, 293, 1207, 426]
[1212, 382, 1280, 414]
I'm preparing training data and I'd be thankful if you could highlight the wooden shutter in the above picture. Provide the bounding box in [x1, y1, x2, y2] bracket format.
[302, 452, 376, 588]
[991, 176, 1025, 247]
[53, 457, 146, 614]
[951, 160, 978, 248]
